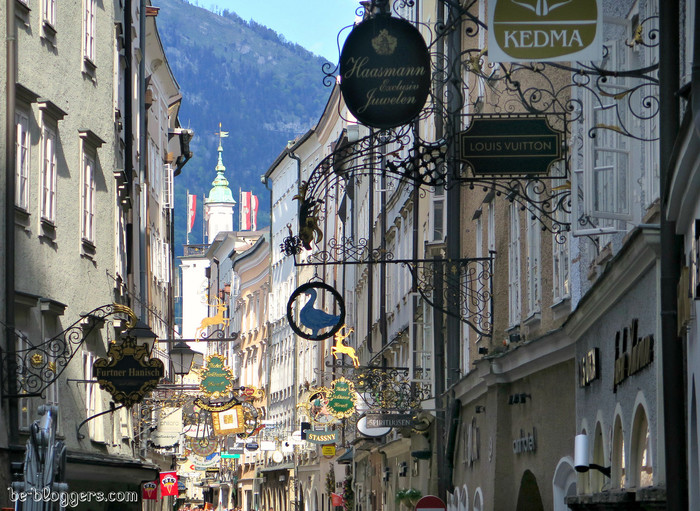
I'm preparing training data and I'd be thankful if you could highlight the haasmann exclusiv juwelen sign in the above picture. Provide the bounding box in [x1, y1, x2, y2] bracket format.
[339, 14, 431, 129]
[488, 0, 602, 63]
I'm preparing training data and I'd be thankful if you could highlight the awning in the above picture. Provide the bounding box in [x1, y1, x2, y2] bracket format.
[336, 448, 353, 464]
[259, 462, 294, 473]
[66, 451, 160, 484]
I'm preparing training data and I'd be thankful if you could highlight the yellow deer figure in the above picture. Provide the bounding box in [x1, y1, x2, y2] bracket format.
[331, 326, 359, 368]
[195, 297, 230, 340]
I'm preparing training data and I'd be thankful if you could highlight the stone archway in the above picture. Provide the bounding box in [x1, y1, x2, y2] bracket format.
[515, 470, 544, 511]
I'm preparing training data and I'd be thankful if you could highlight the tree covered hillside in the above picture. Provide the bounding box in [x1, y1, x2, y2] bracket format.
[155, 0, 333, 249]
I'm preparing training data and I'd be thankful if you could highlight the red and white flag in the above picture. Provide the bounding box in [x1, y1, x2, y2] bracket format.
[331, 493, 345, 507]
[187, 193, 197, 234]
[159, 471, 178, 497]
[142, 481, 158, 500]
[240, 191, 259, 231]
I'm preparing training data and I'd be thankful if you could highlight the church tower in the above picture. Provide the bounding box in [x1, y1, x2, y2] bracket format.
[204, 125, 235, 242]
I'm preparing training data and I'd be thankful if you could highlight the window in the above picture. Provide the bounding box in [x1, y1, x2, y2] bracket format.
[16, 332, 36, 430]
[552, 207, 570, 303]
[83, 0, 96, 62]
[508, 203, 521, 326]
[15, 109, 30, 210]
[163, 163, 174, 208]
[81, 147, 96, 242]
[526, 213, 540, 315]
[83, 350, 103, 441]
[431, 187, 446, 241]
[40, 124, 57, 223]
[43, 0, 56, 27]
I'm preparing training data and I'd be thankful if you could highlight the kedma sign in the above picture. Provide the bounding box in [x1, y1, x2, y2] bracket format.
[488, 0, 602, 62]
[339, 15, 430, 129]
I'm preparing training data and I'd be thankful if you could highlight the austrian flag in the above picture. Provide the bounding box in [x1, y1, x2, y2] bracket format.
[240, 191, 259, 231]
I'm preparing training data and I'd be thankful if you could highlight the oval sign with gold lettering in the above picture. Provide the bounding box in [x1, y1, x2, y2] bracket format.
[488, 0, 601, 62]
[339, 14, 430, 129]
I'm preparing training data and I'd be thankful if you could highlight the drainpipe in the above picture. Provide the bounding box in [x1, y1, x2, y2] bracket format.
[289, 151, 301, 427]
[660, 0, 686, 509]
[289, 150, 301, 511]
[139, 0, 147, 320]
[5, 0, 18, 445]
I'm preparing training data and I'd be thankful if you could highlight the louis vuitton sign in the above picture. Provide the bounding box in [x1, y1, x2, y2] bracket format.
[339, 15, 431, 129]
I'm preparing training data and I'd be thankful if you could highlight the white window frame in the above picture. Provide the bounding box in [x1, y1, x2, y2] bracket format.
[40, 124, 57, 223]
[83, 0, 96, 63]
[81, 146, 96, 242]
[83, 350, 104, 441]
[430, 187, 446, 242]
[526, 213, 541, 315]
[163, 163, 174, 208]
[15, 109, 30, 210]
[552, 205, 571, 303]
[508, 203, 521, 326]
[43, 0, 56, 27]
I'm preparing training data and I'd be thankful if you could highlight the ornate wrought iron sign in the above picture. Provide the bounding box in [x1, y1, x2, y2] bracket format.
[200, 354, 234, 399]
[339, 14, 430, 129]
[287, 282, 346, 340]
[488, 0, 602, 62]
[93, 337, 164, 407]
[211, 406, 246, 436]
[458, 115, 563, 176]
[365, 413, 414, 428]
[326, 377, 357, 419]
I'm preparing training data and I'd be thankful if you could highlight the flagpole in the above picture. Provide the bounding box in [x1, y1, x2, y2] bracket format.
[239, 187, 242, 231]
[186, 189, 190, 246]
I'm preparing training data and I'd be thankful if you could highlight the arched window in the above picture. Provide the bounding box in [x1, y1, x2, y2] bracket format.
[612, 415, 626, 488]
[552, 457, 577, 511]
[459, 484, 469, 511]
[472, 488, 483, 511]
[516, 470, 544, 511]
[591, 422, 606, 493]
[447, 490, 457, 511]
[630, 404, 653, 487]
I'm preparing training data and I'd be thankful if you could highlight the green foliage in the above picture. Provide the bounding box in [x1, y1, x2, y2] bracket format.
[395, 488, 422, 508]
[325, 467, 336, 497]
[343, 475, 354, 511]
[155, 0, 333, 251]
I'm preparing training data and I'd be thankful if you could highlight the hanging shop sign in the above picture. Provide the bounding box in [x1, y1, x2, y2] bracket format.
[488, 0, 602, 62]
[211, 405, 246, 435]
[326, 377, 358, 419]
[245, 442, 260, 451]
[579, 348, 599, 388]
[613, 319, 654, 392]
[322, 445, 337, 458]
[152, 407, 183, 448]
[287, 282, 346, 341]
[339, 14, 431, 129]
[188, 437, 218, 458]
[365, 413, 414, 428]
[458, 115, 562, 176]
[160, 472, 179, 497]
[93, 338, 164, 407]
[142, 481, 158, 501]
[357, 415, 392, 437]
[305, 429, 339, 445]
[200, 354, 234, 399]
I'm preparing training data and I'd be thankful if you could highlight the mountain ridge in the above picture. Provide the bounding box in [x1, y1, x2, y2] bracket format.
[154, 0, 333, 249]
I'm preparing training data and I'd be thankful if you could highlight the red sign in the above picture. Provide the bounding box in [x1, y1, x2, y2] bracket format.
[331, 493, 345, 507]
[415, 496, 446, 511]
[142, 481, 158, 500]
[160, 471, 179, 497]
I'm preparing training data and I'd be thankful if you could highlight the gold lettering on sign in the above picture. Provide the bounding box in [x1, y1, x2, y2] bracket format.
[579, 348, 599, 388]
[613, 319, 653, 391]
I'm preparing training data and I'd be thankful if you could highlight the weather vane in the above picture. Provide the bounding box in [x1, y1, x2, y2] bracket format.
[215, 122, 229, 147]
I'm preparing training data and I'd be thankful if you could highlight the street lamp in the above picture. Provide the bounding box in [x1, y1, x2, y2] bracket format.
[170, 341, 197, 376]
[122, 318, 158, 353]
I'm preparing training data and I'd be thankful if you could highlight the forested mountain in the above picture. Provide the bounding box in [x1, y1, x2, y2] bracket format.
[155, 0, 333, 249]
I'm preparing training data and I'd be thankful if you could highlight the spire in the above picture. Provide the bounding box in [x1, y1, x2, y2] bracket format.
[206, 123, 235, 204]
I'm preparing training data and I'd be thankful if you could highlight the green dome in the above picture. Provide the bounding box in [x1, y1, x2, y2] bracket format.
[205, 140, 235, 204]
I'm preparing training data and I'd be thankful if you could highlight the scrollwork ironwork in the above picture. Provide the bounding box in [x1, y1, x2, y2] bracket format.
[4, 303, 137, 398]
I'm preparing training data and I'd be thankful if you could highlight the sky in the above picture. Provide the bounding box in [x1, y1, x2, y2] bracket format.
[201, 0, 360, 62]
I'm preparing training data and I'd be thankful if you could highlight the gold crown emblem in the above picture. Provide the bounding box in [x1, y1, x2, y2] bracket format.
[371, 29, 397, 56]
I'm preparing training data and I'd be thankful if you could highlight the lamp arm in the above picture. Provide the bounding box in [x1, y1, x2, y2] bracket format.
[589, 463, 612, 478]
[76, 402, 126, 440]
